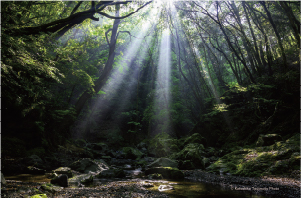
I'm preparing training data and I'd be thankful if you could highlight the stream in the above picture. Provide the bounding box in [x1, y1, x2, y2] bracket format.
[5, 173, 270, 198]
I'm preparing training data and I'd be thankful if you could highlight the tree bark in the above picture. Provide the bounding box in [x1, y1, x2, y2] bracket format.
[74, 4, 121, 115]
[260, 1, 287, 70]
[279, 1, 300, 45]
[7, 1, 151, 39]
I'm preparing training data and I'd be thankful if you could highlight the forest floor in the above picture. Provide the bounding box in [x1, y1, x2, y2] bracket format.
[2, 170, 300, 198]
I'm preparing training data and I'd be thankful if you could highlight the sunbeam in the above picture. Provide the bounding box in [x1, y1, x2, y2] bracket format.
[73, 6, 162, 139]
[153, 28, 172, 136]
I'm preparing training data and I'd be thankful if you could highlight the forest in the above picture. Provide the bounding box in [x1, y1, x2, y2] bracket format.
[1, 1, 300, 198]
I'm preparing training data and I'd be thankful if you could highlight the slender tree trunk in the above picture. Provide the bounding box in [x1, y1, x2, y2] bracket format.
[260, 1, 287, 70]
[242, 2, 264, 72]
[279, 1, 300, 45]
[74, 4, 120, 115]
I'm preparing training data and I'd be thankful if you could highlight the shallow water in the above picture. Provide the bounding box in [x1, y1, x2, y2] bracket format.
[5, 174, 269, 198]
[145, 179, 268, 198]
[5, 174, 51, 183]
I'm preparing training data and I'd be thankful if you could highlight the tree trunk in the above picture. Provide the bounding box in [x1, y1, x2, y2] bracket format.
[279, 1, 300, 45]
[260, 1, 287, 70]
[74, 4, 120, 115]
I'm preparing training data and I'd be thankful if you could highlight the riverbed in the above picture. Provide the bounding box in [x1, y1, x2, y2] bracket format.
[4, 170, 296, 198]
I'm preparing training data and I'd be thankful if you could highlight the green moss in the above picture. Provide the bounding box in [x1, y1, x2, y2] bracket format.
[208, 133, 299, 177]
[122, 147, 143, 159]
[30, 194, 47, 198]
[148, 173, 163, 179]
[174, 143, 205, 169]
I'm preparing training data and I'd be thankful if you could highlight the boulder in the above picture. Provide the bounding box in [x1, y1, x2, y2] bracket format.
[52, 167, 72, 178]
[51, 174, 68, 187]
[205, 147, 216, 157]
[121, 147, 143, 159]
[147, 158, 178, 168]
[256, 134, 283, 146]
[96, 169, 125, 178]
[69, 174, 93, 185]
[41, 183, 63, 193]
[148, 173, 163, 179]
[145, 167, 184, 180]
[69, 158, 109, 174]
[174, 143, 205, 169]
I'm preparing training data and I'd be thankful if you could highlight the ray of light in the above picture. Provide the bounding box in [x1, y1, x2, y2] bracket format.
[152, 28, 172, 136]
[72, 5, 162, 139]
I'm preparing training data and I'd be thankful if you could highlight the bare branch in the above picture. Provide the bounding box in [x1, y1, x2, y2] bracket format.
[105, 28, 113, 46]
[97, 1, 152, 19]
[70, 1, 83, 15]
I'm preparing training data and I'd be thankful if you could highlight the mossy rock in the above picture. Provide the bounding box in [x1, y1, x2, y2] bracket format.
[41, 183, 63, 193]
[30, 194, 47, 198]
[69, 174, 93, 185]
[149, 132, 179, 157]
[52, 167, 73, 178]
[148, 173, 163, 179]
[148, 158, 178, 168]
[121, 147, 143, 159]
[145, 167, 184, 180]
[174, 143, 205, 169]
[269, 160, 290, 174]
[80, 175, 93, 183]
[183, 133, 207, 148]
[69, 158, 109, 173]
[235, 160, 271, 177]
[256, 134, 282, 147]
[51, 174, 68, 187]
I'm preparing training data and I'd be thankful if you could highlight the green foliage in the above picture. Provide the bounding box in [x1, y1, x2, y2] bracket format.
[149, 132, 179, 157]
[105, 128, 124, 146]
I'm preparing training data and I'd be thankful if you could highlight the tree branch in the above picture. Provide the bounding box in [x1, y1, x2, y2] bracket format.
[97, 1, 152, 19]
[105, 28, 113, 46]
[70, 1, 83, 15]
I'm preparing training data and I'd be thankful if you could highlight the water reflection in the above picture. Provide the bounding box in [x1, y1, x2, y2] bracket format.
[5, 174, 269, 198]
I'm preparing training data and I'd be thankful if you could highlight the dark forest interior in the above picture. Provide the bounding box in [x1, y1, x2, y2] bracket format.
[1, 1, 300, 198]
